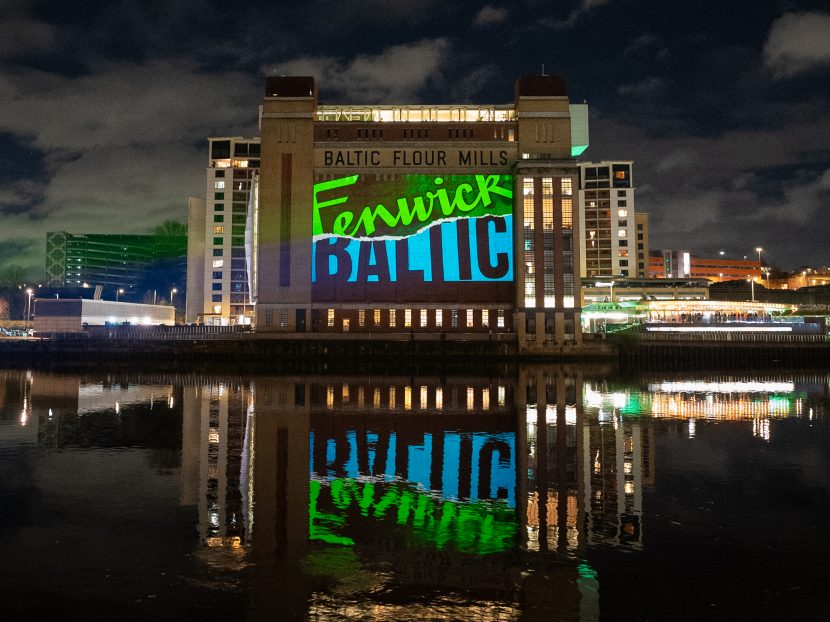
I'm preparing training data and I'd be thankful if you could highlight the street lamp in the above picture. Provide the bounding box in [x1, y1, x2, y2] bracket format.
[170, 287, 178, 304]
[116, 288, 124, 302]
[25, 288, 33, 323]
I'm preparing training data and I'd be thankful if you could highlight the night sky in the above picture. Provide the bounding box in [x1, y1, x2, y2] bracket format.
[0, 0, 828, 276]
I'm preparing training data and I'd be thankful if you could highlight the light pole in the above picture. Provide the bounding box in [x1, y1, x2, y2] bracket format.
[25, 288, 33, 323]
[170, 287, 178, 304]
[116, 288, 124, 302]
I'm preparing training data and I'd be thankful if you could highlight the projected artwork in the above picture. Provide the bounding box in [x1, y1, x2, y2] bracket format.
[312, 174, 513, 301]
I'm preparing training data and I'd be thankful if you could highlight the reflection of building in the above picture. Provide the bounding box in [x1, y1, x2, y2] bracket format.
[254, 75, 585, 348]
[578, 161, 636, 279]
[45, 230, 186, 296]
[181, 381, 253, 548]
[186, 137, 260, 326]
[522, 369, 655, 556]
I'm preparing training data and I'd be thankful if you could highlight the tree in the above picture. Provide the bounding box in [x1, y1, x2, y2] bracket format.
[0, 264, 28, 286]
[153, 220, 187, 237]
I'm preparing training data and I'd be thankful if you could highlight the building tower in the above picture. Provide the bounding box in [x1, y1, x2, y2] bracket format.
[255, 75, 587, 350]
[577, 161, 635, 279]
[188, 137, 260, 325]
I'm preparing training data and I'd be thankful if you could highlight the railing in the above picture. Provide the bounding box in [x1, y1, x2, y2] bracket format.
[39, 325, 253, 341]
[639, 331, 826, 343]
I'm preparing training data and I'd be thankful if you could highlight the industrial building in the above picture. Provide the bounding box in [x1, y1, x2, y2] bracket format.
[252, 75, 588, 349]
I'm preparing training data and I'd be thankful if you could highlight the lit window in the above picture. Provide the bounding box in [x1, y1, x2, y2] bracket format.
[435, 387, 443, 410]
[373, 308, 380, 325]
[212, 259, 224, 268]
[212, 305, 221, 313]
[498, 385, 506, 406]
[358, 309, 365, 327]
[213, 226, 224, 234]
[342, 384, 349, 403]
[466, 309, 474, 328]
[618, 229, 627, 237]
[617, 209, 628, 218]
[389, 309, 396, 327]
[561, 178, 573, 196]
[404, 309, 412, 327]
[373, 387, 381, 408]
[481, 309, 489, 327]
[420, 309, 427, 327]
[420, 386, 428, 410]
[389, 386, 396, 409]
[482, 388, 490, 411]
[435, 309, 443, 328]
[466, 387, 475, 411]
[327, 309, 334, 327]
[326, 386, 334, 409]
[214, 181, 225, 189]
[497, 309, 505, 328]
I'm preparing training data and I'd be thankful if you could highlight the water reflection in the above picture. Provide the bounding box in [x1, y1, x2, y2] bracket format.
[1, 367, 828, 619]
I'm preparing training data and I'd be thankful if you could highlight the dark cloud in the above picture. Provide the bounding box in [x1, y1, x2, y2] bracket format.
[0, 0, 828, 274]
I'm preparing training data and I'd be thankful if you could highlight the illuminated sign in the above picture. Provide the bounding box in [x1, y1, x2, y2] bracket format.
[312, 174, 513, 300]
[317, 148, 512, 168]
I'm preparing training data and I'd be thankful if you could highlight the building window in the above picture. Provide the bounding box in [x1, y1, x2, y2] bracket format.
[213, 226, 224, 234]
[619, 240, 628, 247]
[523, 177, 536, 308]
[327, 309, 334, 327]
[212, 259, 223, 268]
[618, 220, 628, 227]
[374, 308, 380, 325]
[435, 309, 443, 328]
[637, 233, 643, 240]
[618, 200, 627, 207]
[212, 294, 222, 302]
[214, 181, 225, 189]
[280, 310, 288, 328]
[404, 309, 412, 328]
[212, 249, 223, 256]
[213, 237, 223, 245]
[358, 309, 365, 327]
[214, 215, 224, 223]
[618, 229, 627, 237]
[264, 309, 273, 326]
[617, 209, 627, 218]
[466, 309, 474, 328]
[561, 178, 573, 196]
[389, 309, 396, 327]
[420, 386, 428, 410]
[435, 387, 443, 410]
[212, 271, 222, 279]
[212, 283, 222, 291]
[466, 387, 475, 411]
[619, 250, 629, 257]
[214, 192, 224, 200]
[389, 387, 396, 409]
[481, 309, 489, 327]
[420, 309, 427, 327]
[619, 260, 629, 266]
[451, 309, 458, 328]
[497, 309, 505, 328]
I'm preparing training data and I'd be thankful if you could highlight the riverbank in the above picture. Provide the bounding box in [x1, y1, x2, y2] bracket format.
[2, 332, 829, 373]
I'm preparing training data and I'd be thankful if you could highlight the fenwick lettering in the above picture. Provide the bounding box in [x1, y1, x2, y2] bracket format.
[313, 174, 512, 239]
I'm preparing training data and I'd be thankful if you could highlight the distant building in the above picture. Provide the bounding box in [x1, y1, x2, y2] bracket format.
[577, 161, 637, 279]
[647, 250, 761, 282]
[635, 212, 649, 278]
[186, 137, 259, 325]
[45, 231, 186, 299]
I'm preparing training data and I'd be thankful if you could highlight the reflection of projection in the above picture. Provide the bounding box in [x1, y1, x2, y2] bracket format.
[309, 428, 517, 553]
[311, 430, 515, 505]
[309, 478, 517, 555]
